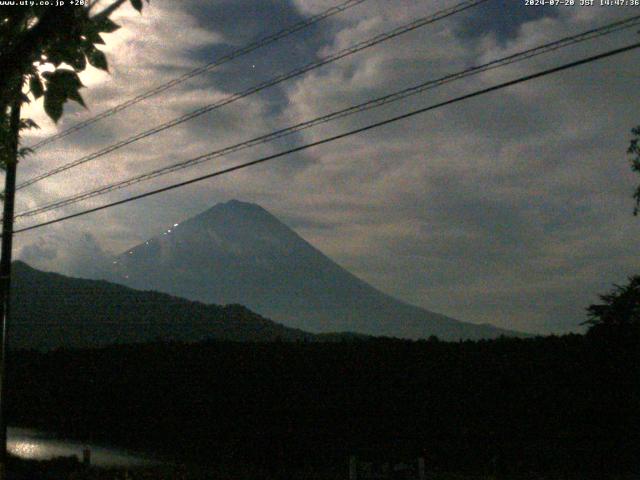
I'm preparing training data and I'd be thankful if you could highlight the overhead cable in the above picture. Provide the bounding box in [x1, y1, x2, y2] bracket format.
[13, 41, 640, 234]
[26, 0, 370, 151]
[16, 0, 489, 191]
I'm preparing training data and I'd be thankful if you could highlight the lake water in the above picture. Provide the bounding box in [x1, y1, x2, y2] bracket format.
[7, 427, 160, 467]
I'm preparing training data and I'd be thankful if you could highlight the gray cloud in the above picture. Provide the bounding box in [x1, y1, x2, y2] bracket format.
[18, 232, 111, 279]
[12, 0, 640, 334]
[455, 0, 559, 43]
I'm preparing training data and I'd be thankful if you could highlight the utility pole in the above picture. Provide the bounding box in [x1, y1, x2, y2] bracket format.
[0, 100, 21, 480]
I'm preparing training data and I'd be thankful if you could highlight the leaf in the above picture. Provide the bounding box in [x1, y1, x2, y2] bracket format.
[67, 88, 86, 108]
[82, 21, 107, 46]
[18, 147, 34, 159]
[45, 49, 64, 67]
[44, 93, 64, 123]
[130, 0, 143, 12]
[29, 75, 44, 99]
[70, 49, 87, 71]
[87, 30, 105, 45]
[87, 48, 108, 71]
[19, 119, 39, 131]
[94, 17, 120, 34]
[42, 69, 86, 122]
[45, 39, 88, 71]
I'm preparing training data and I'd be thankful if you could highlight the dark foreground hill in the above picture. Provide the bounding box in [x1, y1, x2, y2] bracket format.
[9, 261, 318, 350]
[103, 200, 527, 340]
[8, 334, 639, 478]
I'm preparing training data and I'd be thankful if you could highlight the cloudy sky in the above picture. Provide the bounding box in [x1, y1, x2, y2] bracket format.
[12, 0, 640, 334]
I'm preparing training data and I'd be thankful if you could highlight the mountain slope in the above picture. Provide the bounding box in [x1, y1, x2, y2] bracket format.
[104, 200, 526, 340]
[9, 261, 317, 350]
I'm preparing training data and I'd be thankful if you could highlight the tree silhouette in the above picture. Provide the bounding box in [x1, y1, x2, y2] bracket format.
[0, 0, 150, 167]
[583, 127, 640, 339]
[0, 3, 150, 476]
[584, 276, 640, 337]
[627, 125, 640, 215]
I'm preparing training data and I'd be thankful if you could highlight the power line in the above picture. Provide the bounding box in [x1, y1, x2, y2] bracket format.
[13, 41, 640, 235]
[15, 13, 640, 219]
[16, 0, 489, 191]
[26, 0, 369, 151]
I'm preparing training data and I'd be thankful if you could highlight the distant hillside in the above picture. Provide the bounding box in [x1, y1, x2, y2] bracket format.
[9, 261, 319, 350]
[103, 200, 528, 340]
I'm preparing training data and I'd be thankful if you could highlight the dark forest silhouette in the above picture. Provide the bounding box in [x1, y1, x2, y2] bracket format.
[7, 327, 638, 479]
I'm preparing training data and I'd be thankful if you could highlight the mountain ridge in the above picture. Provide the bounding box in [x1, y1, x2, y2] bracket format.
[9, 260, 324, 350]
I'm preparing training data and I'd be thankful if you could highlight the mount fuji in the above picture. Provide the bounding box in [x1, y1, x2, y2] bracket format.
[103, 200, 526, 340]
